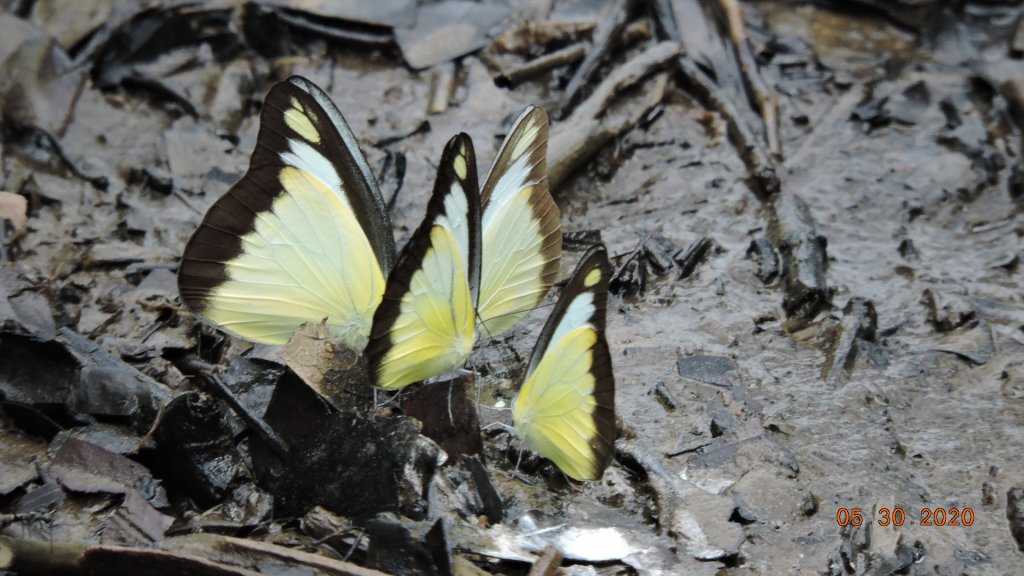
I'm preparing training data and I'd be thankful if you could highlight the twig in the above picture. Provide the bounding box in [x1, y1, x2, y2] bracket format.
[558, 0, 636, 117]
[427, 63, 454, 114]
[273, 10, 393, 47]
[549, 42, 678, 188]
[497, 43, 587, 87]
[718, 0, 781, 158]
[172, 356, 291, 460]
[570, 40, 679, 121]
[679, 56, 778, 195]
[645, 0, 682, 44]
[645, 0, 780, 196]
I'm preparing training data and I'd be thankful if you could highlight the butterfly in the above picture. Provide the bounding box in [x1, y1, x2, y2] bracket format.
[365, 108, 562, 390]
[177, 76, 395, 351]
[365, 134, 481, 391]
[477, 106, 561, 338]
[512, 244, 616, 481]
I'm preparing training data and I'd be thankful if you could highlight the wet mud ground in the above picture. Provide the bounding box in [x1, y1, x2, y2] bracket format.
[1, 0, 1024, 574]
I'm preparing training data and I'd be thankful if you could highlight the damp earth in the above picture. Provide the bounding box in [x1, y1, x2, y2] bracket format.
[1, 1, 1023, 574]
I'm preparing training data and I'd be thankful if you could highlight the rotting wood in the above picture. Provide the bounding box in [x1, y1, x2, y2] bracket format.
[488, 19, 597, 55]
[616, 442, 730, 559]
[497, 43, 586, 87]
[1011, 14, 1024, 58]
[822, 297, 877, 382]
[549, 42, 677, 188]
[719, 0, 781, 158]
[645, 0, 779, 197]
[495, 20, 650, 90]
[558, 0, 635, 117]
[765, 192, 829, 320]
[0, 534, 392, 576]
[0, 536, 82, 575]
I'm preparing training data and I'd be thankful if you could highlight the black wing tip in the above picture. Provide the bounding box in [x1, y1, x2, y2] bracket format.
[514, 104, 548, 127]
[273, 74, 397, 274]
[283, 75, 319, 94]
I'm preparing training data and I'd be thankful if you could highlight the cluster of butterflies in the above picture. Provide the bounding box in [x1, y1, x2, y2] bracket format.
[177, 77, 614, 481]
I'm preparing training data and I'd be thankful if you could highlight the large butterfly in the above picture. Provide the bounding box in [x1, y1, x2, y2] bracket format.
[512, 244, 616, 481]
[177, 76, 395, 351]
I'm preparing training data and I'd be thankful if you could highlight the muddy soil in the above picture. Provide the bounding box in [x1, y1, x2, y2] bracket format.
[1, 1, 1023, 574]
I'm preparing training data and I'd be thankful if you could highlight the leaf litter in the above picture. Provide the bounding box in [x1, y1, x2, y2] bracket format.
[2, 0, 1024, 574]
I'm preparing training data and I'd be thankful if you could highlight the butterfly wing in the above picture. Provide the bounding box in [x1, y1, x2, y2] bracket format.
[177, 76, 395, 349]
[366, 134, 481, 391]
[478, 107, 561, 337]
[513, 245, 615, 481]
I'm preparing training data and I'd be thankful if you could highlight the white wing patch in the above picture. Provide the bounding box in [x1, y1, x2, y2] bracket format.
[437, 181, 471, 269]
[279, 140, 351, 212]
[538, 292, 595, 373]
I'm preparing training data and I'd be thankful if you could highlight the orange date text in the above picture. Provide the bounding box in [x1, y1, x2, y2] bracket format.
[835, 507, 974, 527]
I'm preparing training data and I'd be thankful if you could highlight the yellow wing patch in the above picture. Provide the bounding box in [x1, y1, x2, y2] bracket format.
[514, 327, 602, 480]
[177, 76, 396, 353]
[206, 166, 385, 348]
[366, 133, 480, 391]
[373, 226, 475, 390]
[511, 244, 615, 481]
[284, 98, 321, 143]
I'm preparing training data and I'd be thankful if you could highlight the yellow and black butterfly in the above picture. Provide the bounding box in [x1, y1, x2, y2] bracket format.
[364, 110, 562, 390]
[177, 76, 395, 351]
[477, 107, 561, 338]
[512, 244, 616, 481]
[365, 134, 481, 391]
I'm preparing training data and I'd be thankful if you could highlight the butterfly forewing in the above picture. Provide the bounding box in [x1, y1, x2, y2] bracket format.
[513, 245, 615, 481]
[478, 106, 561, 337]
[177, 76, 396, 349]
[366, 134, 482, 391]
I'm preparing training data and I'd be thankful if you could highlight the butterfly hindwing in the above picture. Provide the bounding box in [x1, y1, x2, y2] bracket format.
[513, 245, 615, 481]
[366, 134, 482, 391]
[478, 106, 561, 337]
[177, 76, 395, 349]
